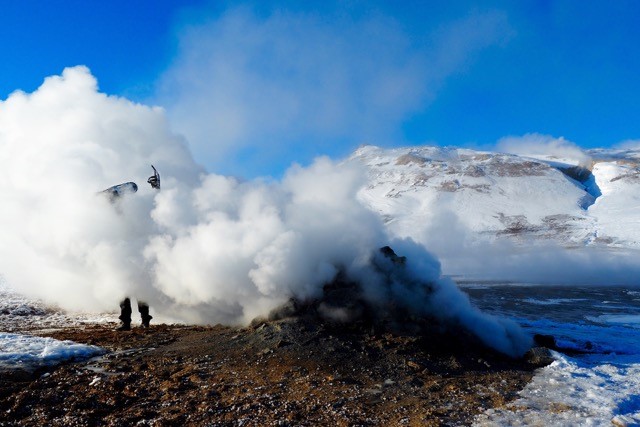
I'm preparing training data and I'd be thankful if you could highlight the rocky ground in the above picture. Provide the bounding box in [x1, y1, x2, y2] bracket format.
[0, 316, 546, 426]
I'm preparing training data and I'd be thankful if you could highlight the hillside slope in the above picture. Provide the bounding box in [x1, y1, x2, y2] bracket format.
[351, 145, 640, 249]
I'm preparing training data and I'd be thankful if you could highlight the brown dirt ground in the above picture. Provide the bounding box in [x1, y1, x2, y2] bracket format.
[0, 319, 542, 426]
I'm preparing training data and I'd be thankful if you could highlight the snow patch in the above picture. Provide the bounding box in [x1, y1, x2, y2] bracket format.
[589, 162, 640, 246]
[475, 353, 640, 427]
[522, 298, 587, 306]
[0, 333, 104, 371]
[586, 315, 640, 328]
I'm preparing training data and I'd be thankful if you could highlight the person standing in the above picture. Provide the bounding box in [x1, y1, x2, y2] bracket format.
[102, 165, 161, 331]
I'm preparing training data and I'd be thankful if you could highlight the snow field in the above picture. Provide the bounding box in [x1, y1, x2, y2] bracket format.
[475, 353, 640, 427]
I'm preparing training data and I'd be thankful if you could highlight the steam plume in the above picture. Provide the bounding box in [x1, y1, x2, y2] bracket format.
[0, 67, 530, 356]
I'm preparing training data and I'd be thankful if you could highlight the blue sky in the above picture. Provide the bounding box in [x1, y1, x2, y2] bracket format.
[2, 1, 640, 177]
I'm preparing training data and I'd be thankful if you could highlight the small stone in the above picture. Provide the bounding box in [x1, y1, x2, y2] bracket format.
[406, 360, 421, 370]
[525, 347, 555, 366]
[533, 334, 557, 349]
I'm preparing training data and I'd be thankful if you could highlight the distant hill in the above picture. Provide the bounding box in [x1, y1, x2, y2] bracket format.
[350, 145, 640, 249]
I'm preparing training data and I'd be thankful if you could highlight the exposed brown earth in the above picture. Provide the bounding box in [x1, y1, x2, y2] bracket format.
[0, 318, 544, 426]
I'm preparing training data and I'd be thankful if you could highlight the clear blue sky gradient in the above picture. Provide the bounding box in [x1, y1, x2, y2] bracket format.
[0, 0, 204, 99]
[2, 1, 640, 175]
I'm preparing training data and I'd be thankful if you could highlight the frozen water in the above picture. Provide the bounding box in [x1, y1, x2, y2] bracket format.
[0, 278, 118, 333]
[467, 284, 640, 426]
[0, 333, 105, 371]
[585, 314, 640, 327]
[0, 279, 110, 371]
[522, 298, 587, 306]
[475, 353, 640, 426]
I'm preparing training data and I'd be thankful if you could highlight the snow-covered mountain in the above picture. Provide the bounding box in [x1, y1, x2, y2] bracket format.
[350, 145, 640, 249]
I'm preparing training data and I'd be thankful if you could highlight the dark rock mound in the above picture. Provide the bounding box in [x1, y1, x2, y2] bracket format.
[256, 246, 531, 362]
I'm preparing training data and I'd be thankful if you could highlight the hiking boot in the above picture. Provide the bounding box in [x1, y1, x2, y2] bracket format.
[138, 302, 152, 328]
[141, 315, 153, 328]
[116, 322, 131, 331]
[118, 298, 133, 331]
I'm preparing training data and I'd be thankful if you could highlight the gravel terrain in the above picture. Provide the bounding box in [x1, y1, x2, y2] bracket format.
[0, 318, 544, 426]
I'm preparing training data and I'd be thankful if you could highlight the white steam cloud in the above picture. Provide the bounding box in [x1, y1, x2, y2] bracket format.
[0, 67, 200, 311]
[157, 7, 512, 176]
[415, 206, 640, 287]
[616, 139, 640, 150]
[0, 67, 529, 356]
[497, 133, 592, 166]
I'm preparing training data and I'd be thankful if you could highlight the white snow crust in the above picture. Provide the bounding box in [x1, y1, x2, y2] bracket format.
[0, 278, 117, 333]
[0, 279, 109, 371]
[475, 353, 640, 427]
[0, 333, 104, 371]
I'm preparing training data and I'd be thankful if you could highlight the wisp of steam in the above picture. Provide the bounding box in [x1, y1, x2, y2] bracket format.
[0, 67, 530, 356]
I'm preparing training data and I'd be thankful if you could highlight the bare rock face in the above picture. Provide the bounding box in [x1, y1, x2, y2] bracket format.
[533, 333, 557, 349]
[259, 246, 521, 360]
[261, 247, 403, 326]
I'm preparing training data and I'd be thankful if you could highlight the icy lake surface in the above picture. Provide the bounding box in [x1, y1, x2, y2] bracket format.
[465, 284, 640, 426]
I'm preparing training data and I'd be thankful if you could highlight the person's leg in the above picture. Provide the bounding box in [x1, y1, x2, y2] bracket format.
[117, 298, 132, 331]
[138, 301, 153, 328]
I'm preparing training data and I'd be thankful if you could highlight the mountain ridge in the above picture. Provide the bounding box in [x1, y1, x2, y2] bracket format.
[350, 144, 640, 250]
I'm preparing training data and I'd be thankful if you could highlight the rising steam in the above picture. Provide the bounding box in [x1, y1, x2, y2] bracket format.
[0, 67, 530, 356]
